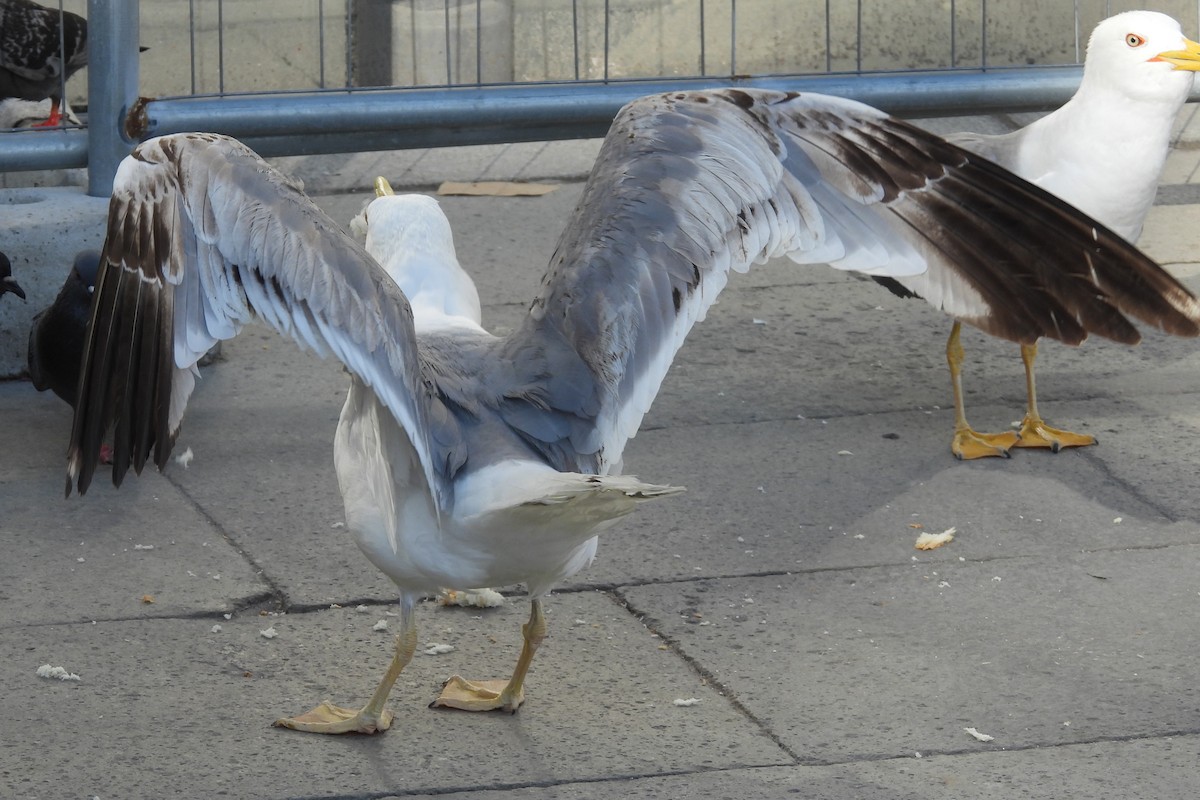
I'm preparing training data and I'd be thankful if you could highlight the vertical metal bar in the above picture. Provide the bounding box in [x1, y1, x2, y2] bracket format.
[699, 0, 705, 76]
[218, 0, 226, 94]
[855, 0, 862, 72]
[444, 0, 453, 84]
[603, 0, 610, 82]
[1073, 0, 1080, 63]
[188, 0, 197, 94]
[344, 0, 353, 88]
[55, 0, 66, 123]
[476, 0, 482, 85]
[730, 0, 736, 76]
[981, 0, 988, 69]
[950, 0, 956, 68]
[571, 0, 579, 81]
[824, 0, 831, 72]
[87, 0, 140, 197]
[318, 0, 326, 88]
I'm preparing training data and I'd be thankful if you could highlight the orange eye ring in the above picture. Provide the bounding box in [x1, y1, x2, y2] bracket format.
[1126, 33, 1146, 47]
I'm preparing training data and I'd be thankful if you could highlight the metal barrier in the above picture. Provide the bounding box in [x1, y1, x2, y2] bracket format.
[2, 0, 1198, 196]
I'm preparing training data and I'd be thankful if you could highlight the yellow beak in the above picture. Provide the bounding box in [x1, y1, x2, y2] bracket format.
[1153, 37, 1200, 71]
[374, 176, 395, 197]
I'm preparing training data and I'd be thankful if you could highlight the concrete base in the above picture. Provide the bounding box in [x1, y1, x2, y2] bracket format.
[0, 187, 108, 379]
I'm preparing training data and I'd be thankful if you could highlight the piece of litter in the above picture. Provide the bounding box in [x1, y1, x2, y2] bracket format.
[211, 624, 222, 633]
[964, 727, 995, 742]
[36, 664, 81, 682]
[437, 587, 505, 608]
[673, 697, 702, 706]
[837, 450, 853, 456]
[355, 604, 369, 613]
[1113, 517, 1123, 524]
[914, 751, 922, 758]
[174, 447, 194, 468]
[992, 576, 1002, 582]
[915, 527, 956, 550]
[423, 643, 455, 655]
[260, 627, 278, 639]
[372, 619, 389, 631]
[436, 180, 558, 197]
[752, 318, 767, 325]
[76, 557, 85, 563]
[223, 613, 232, 620]
[331, 521, 345, 529]
[133, 544, 155, 550]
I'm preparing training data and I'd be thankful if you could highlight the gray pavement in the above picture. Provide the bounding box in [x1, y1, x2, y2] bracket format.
[3, 143, 1200, 799]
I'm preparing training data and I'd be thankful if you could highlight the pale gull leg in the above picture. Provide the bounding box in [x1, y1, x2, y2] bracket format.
[1012, 342, 1097, 451]
[274, 597, 417, 735]
[432, 597, 547, 713]
[947, 322, 1020, 459]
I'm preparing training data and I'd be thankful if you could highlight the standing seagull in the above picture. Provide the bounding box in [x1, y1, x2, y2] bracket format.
[929, 10, 1200, 459]
[0, 250, 25, 301]
[0, 0, 86, 127]
[66, 89, 1200, 735]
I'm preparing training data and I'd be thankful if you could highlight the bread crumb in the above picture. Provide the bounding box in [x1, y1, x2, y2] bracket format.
[915, 527, 956, 550]
[437, 588, 505, 608]
[175, 447, 194, 468]
[672, 697, 701, 707]
[423, 643, 454, 655]
[36, 664, 81, 682]
[260, 627, 278, 639]
[372, 619, 388, 632]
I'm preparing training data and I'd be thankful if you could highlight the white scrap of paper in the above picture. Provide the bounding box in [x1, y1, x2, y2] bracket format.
[964, 726, 995, 742]
[672, 697, 702, 707]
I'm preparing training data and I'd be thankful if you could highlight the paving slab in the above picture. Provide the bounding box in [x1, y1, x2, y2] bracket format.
[623, 546, 1200, 764]
[0, 592, 780, 799]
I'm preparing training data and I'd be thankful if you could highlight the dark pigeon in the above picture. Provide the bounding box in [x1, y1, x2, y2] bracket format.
[27, 249, 97, 404]
[0, 250, 25, 301]
[0, 0, 87, 126]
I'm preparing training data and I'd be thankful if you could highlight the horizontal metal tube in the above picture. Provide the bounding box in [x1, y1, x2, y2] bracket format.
[139, 67, 1094, 149]
[0, 130, 89, 172]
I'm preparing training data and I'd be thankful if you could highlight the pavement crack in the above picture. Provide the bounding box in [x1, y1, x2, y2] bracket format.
[162, 473, 291, 611]
[606, 586, 803, 765]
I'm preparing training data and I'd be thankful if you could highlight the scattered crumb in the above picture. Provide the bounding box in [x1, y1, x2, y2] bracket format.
[964, 727, 995, 742]
[223, 613, 232, 620]
[915, 527, 956, 550]
[133, 544, 155, 550]
[423, 643, 454, 655]
[437, 587, 505, 608]
[260, 627, 278, 639]
[211, 624, 222, 633]
[140, 594, 155, 604]
[36, 664, 81, 682]
[908, 523, 924, 530]
[355, 604, 370, 613]
[174, 447, 194, 468]
[331, 521, 345, 529]
[752, 318, 767, 325]
[1113, 517, 1123, 524]
[672, 697, 701, 707]
[914, 751, 922, 758]
[837, 450, 853, 456]
[372, 619, 389, 632]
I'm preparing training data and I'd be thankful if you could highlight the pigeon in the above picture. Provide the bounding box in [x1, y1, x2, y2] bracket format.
[0, 250, 25, 301]
[0, 0, 87, 127]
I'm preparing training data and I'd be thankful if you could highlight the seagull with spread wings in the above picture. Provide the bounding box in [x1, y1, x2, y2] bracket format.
[65, 88, 1200, 734]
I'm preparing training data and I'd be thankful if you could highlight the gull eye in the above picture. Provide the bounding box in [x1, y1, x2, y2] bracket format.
[1126, 33, 1146, 47]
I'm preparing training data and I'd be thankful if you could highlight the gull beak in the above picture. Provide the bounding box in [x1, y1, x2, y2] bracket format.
[374, 176, 395, 197]
[1153, 37, 1200, 71]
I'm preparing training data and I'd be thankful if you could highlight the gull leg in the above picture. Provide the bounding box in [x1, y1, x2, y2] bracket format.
[947, 322, 1019, 459]
[274, 597, 417, 735]
[1012, 342, 1096, 451]
[432, 598, 547, 713]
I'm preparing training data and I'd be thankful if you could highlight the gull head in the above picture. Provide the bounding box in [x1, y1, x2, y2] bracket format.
[357, 180, 482, 327]
[1084, 11, 1200, 103]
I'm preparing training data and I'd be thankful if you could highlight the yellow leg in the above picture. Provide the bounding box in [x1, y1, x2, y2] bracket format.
[432, 598, 547, 713]
[274, 599, 417, 735]
[946, 322, 1019, 460]
[1012, 342, 1096, 451]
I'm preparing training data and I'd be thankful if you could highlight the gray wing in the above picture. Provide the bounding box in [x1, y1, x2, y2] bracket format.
[65, 133, 457, 510]
[496, 88, 1200, 475]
